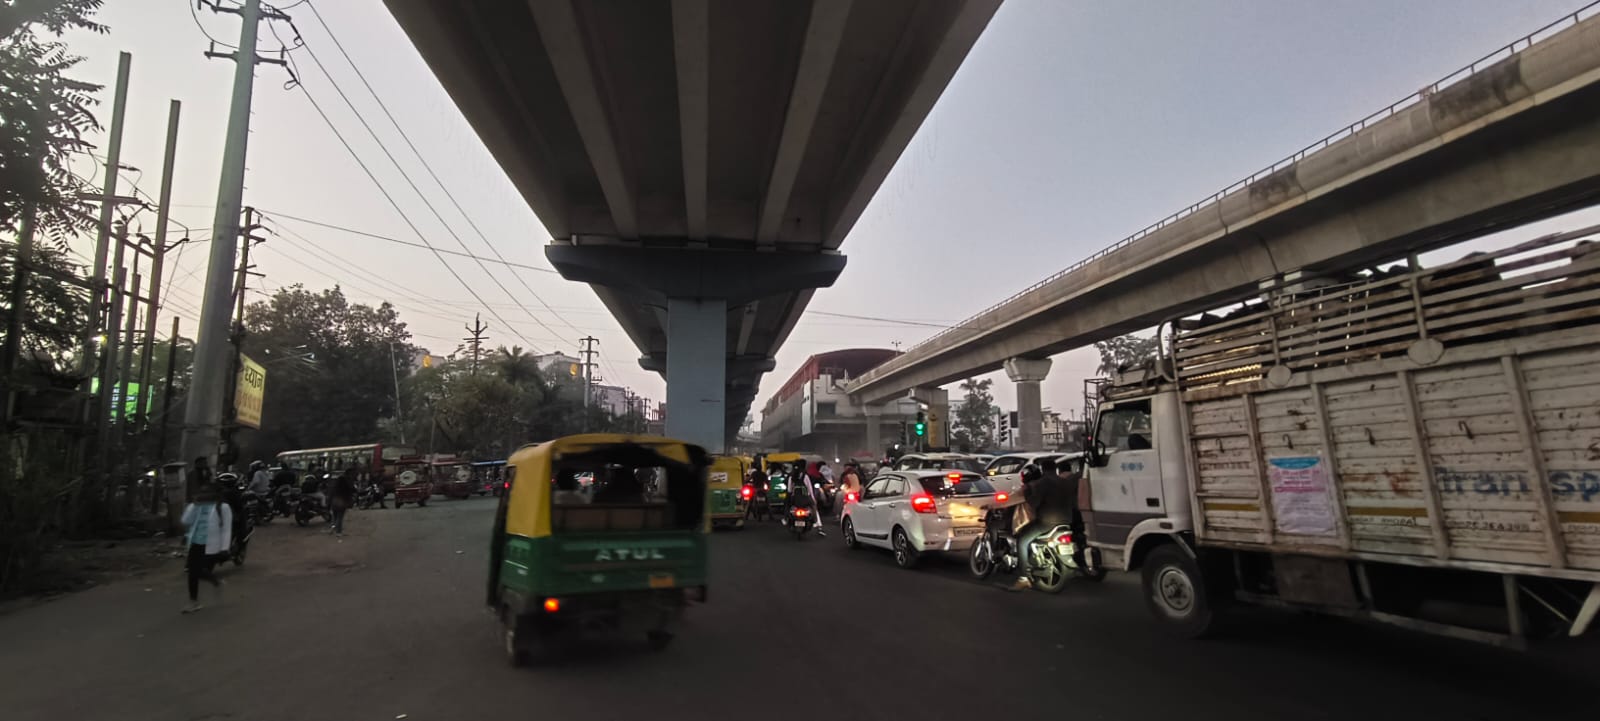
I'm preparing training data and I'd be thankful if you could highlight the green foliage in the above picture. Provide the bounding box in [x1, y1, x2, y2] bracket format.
[0, 0, 105, 245]
[951, 377, 997, 452]
[1094, 333, 1160, 376]
[0, 236, 89, 376]
[238, 285, 414, 456]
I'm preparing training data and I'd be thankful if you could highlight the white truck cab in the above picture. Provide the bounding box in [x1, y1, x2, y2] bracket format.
[1082, 368, 1193, 575]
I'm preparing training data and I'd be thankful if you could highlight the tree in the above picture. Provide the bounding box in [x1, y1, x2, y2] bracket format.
[1094, 333, 1160, 376]
[950, 377, 997, 452]
[0, 0, 105, 244]
[491, 345, 540, 387]
[237, 285, 414, 457]
[0, 237, 89, 376]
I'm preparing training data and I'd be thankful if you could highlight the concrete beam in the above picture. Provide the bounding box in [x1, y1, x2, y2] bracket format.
[756, 0, 853, 246]
[670, 0, 709, 241]
[850, 17, 1600, 403]
[545, 244, 846, 306]
[528, 0, 638, 238]
[823, 0, 1002, 249]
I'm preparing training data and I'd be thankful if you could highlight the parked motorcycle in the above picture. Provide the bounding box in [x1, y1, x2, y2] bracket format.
[357, 482, 386, 510]
[968, 500, 1104, 592]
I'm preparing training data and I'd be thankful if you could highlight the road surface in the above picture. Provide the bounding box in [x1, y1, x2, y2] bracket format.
[0, 498, 1590, 721]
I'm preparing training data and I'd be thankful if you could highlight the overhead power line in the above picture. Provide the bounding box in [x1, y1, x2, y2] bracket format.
[268, 29, 544, 353]
[256, 208, 557, 274]
[300, 1, 584, 346]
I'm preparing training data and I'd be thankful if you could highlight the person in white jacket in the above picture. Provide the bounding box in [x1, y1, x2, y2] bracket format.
[180, 482, 233, 614]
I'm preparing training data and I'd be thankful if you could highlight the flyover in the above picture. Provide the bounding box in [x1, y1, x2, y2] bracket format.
[384, 0, 1003, 450]
[848, 8, 1600, 438]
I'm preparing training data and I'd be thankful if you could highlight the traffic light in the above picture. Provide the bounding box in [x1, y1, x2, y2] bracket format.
[914, 410, 926, 437]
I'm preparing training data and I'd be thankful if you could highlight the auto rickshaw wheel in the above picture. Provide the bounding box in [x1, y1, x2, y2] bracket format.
[419, 497, 429, 507]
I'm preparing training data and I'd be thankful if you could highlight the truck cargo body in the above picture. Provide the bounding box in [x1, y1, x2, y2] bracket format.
[1085, 225, 1600, 644]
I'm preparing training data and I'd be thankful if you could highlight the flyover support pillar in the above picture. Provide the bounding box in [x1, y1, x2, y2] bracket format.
[665, 297, 727, 454]
[1004, 358, 1052, 451]
[862, 404, 883, 458]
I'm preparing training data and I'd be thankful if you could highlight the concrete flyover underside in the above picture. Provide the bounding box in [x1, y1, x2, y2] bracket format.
[384, 0, 1003, 448]
[849, 15, 1600, 405]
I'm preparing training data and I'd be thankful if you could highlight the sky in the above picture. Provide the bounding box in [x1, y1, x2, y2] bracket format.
[56, 0, 1599, 427]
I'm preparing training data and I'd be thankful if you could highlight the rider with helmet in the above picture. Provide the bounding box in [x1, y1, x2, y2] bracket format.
[1012, 457, 1077, 590]
[247, 460, 271, 497]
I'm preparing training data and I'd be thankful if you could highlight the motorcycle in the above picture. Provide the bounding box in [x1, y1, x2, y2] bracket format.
[969, 503, 1104, 592]
[787, 502, 817, 541]
[358, 482, 386, 510]
[294, 492, 332, 527]
[270, 485, 298, 519]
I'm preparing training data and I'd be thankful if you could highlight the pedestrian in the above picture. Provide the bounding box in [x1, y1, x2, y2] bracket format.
[180, 481, 232, 614]
[330, 465, 357, 537]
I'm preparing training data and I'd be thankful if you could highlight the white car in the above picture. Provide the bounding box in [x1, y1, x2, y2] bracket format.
[840, 469, 1010, 569]
[891, 452, 985, 473]
[982, 452, 1085, 495]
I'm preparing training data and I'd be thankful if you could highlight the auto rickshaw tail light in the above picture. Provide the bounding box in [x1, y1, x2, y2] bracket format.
[543, 598, 561, 613]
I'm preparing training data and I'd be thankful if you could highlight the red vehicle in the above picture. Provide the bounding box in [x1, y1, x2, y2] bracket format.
[392, 456, 434, 508]
[436, 458, 476, 499]
[276, 443, 414, 489]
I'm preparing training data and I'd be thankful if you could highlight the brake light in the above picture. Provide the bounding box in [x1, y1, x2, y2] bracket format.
[503, 481, 510, 489]
[793, 508, 810, 518]
[946, 473, 961, 481]
[740, 485, 754, 500]
[543, 598, 561, 613]
[910, 493, 937, 514]
[845, 492, 858, 503]
[995, 492, 1009, 503]
[1055, 532, 1073, 545]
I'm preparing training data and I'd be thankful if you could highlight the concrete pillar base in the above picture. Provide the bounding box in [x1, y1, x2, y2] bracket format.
[1004, 358, 1052, 451]
[664, 297, 726, 453]
[863, 404, 883, 457]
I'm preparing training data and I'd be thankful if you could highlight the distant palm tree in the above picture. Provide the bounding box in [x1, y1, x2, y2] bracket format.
[493, 345, 542, 387]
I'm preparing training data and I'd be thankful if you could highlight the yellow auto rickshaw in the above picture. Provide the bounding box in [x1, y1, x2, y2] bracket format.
[706, 455, 749, 530]
[486, 434, 712, 665]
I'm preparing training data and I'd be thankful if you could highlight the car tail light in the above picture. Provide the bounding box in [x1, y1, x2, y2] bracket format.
[543, 598, 561, 613]
[946, 473, 962, 481]
[740, 485, 754, 500]
[910, 493, 937, 514]
[845, 492, 858, 503]
[995, 492, 1009, 503]
[1055, 532, 1073, 545]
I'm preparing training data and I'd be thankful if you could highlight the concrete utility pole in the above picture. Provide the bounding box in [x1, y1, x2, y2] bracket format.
[181, 0, 288, 470]
[84, 52, 131, 369]
[578, 336, 598, 430]
[136, 100, 182, 438]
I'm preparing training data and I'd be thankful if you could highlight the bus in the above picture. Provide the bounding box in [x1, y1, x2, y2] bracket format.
[275, 443, 415, 484]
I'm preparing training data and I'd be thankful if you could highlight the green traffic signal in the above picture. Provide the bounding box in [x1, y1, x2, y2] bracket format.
[914, 422, 926, 436]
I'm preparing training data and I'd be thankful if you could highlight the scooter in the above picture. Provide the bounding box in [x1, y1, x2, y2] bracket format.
[787, 502, 817, 541]
[969, 505, 1104, 592]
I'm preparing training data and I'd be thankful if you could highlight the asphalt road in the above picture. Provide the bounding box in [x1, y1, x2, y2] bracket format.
[1, 497, 1591, 721]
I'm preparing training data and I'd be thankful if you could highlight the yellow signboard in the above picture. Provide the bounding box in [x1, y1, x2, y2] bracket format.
[235, 354, 267, 429]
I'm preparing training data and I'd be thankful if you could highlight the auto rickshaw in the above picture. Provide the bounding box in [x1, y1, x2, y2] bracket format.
[392, 457, 432, 508]
[487, 433, 711, 665]
[706, 455, 749, 530]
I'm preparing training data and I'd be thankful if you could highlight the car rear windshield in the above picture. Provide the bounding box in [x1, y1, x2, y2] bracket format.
[930, 458, 982, 472]
[918, 475, 995, 497]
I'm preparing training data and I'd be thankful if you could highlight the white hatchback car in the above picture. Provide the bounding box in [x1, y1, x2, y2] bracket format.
[981, 452, 1086, 495]
[840, 469, 1010, 569]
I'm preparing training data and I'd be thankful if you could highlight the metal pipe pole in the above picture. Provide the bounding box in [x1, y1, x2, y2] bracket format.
[389, 341, 405, 444]
[182, 0, 265, 468]
[157, 316, 180, 463]
[84, 53, 131, 360]
[114, 272, 141, 451]
[137, 100, 181, 434]
[97, 265, 126, 472]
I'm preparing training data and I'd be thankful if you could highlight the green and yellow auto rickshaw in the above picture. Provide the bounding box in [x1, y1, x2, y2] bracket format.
[486, 433, 711, 665]
[759, 452, 822, 516]
[706, 455, 749, 530]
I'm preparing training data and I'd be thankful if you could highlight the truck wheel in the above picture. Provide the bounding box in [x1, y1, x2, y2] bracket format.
[1142, 544, 1215, 638]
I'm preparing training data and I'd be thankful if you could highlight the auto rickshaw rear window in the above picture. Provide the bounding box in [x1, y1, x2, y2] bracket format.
[550, 461, 702, 532]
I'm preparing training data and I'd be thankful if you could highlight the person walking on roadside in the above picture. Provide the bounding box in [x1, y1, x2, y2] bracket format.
[330, 466, 358, 537]
[180, 481, 232, 614]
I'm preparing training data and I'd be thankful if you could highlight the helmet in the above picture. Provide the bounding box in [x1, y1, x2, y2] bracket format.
[250, 460, 264, 471]
[1020, 463, 1043, 484]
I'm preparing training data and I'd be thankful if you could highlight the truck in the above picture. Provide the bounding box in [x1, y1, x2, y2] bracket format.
[1082, 224, 1600, 646]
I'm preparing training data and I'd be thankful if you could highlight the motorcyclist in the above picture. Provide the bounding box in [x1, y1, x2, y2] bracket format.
[246, 461, 271, 497]
[1011, 457, 1076, 590]
[789, 463, 826, 537]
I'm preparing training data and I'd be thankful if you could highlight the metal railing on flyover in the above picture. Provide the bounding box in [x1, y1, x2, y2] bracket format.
[874, 0, 1600, 373]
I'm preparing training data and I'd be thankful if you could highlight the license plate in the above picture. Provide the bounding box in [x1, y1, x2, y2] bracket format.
[953, 527, 982, 536]
[648, 573, 676, 589]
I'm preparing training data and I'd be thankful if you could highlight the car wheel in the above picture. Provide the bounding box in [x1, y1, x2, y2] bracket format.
[892, 528, 919, 569]
[968, 537, 994, 579]
[1142, 544, 1216, 638]
[842, 517, 860, 549]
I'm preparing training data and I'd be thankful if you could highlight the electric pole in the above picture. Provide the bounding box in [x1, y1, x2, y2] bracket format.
[181, 0, 289, 473]
[578, 336, 598, 429]
[136, 100, 183, 441]
[463, 314, 488, 375]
